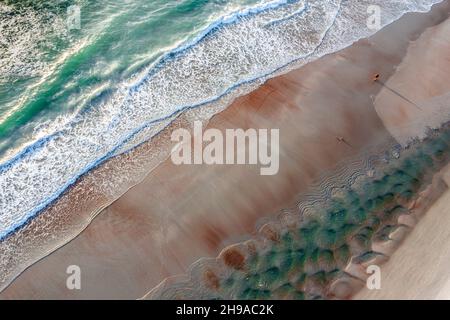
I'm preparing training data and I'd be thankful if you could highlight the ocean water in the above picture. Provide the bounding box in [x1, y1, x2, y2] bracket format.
[0, 0, 446, 293]
[0, 0, 443, 242]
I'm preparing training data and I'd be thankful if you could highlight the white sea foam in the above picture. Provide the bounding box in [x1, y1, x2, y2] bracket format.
[0, 0, 443, 240]
[0, 4, 70, 82]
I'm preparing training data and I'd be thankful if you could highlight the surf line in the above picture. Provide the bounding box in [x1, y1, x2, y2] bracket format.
[170, 121, 280, 176]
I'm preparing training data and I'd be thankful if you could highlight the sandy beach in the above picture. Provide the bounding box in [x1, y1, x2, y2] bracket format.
[355, 172, 450, 300]
[1, 1, 450, 299]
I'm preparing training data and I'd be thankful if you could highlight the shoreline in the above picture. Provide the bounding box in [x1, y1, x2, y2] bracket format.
[1, 1, 450, 299]
[0, 0, 443, 242]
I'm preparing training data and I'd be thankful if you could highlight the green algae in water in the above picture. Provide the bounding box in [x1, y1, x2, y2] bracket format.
[151, 125, 450, 300]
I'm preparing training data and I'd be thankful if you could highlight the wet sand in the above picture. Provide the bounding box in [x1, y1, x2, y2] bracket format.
[1, 1, 450, 299]
[355, 173, 450, 299]
[374, 16, 450, 143]
[355, 16, 450, 300]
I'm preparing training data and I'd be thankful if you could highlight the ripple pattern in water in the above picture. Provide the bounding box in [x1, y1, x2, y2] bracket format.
[147, 125, 450, 299]
[0, 0, 442, 241]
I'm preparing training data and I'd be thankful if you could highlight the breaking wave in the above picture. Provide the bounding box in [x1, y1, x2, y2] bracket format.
[0, 0, 442, 240]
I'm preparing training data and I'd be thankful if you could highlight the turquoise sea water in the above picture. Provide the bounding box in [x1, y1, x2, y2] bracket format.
[0, 0, 264, 154]
[0, 0, 443, 245]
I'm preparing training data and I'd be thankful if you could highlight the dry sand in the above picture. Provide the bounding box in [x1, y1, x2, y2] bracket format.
[355, 171, 450, 299]
[1, 1, 450, 299]
[355, 16, 450, 300]
[375, 17, 450, 143]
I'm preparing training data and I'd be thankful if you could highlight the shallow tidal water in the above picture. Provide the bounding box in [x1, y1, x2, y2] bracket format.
[0, 0, 447, 298]
[147, 124, 450, 299]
